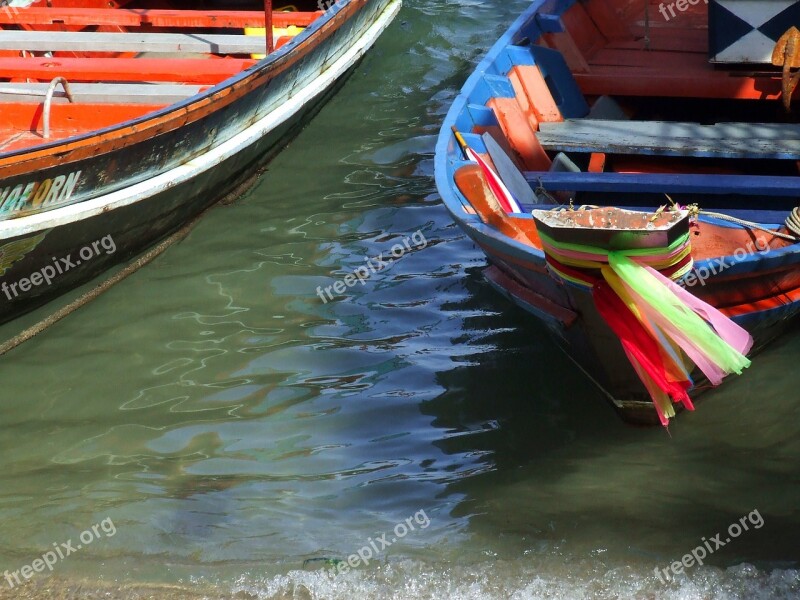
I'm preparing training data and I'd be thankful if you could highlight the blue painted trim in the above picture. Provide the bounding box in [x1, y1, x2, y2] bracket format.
[467, 74, 517, 105]
[528, 45, 589, 118]
[536, 14, 565, 33]
[504, 45, 537, 67]
[467, 104, 499, 128]
[535, 0, 577, 33]
[461, 132, 487, 153]
[490, 45, 537, 75]
[435, 0, 550, 222]
[733, 299, 800, 328]
[512, 12, 544, 46]
[469, 222, 547, 264]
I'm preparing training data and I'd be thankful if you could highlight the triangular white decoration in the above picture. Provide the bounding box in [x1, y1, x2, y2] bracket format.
[715, 29, 779, 63]
[717, 0, 796, 29]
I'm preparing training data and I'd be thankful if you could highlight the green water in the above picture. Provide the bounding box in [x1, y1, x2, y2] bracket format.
[1, 1, 799, 598]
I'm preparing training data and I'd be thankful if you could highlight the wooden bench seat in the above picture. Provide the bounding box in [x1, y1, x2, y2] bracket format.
[536, 119, 800, 160]
[522, 170, 800, 197]
[0, 8, 321, 29]
[0, 82, 204, 104]
[0, 57, 255, 85]
[0, 30, 269, 55]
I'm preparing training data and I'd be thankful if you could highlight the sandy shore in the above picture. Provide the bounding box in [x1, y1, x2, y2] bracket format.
[0, 577, 258, 600]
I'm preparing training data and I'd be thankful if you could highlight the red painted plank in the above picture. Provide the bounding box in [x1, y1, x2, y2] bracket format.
[0, 57, 256, 84]
[580, 2, 630, 41]
[575, 66, 782, 100]
[609, 28, 707, 53]
[0, 8, 322, 29]
[561, 3, 606, 60]
[590, 47, 706, 69]
[575, 48, 781, 99]
[581, 46, 787, 100]
[2, 102, 166, 141]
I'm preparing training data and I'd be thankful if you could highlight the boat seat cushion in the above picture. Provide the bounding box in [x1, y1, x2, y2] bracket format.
[536, 119, 800, 160]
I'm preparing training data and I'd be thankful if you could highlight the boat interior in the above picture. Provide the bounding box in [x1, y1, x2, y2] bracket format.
[451, 0, 800, 259]
[0, 0, 327, 153]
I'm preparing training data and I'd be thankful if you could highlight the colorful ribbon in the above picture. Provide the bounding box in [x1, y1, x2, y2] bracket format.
[596, 253, 752, 425]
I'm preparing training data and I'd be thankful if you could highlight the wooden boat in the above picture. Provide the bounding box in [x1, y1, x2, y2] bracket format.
[0, 0, 401, 324]
[435, 0, 800, 425]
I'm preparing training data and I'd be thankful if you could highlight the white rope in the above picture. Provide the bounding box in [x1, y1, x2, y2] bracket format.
[699, 209, 799, 242]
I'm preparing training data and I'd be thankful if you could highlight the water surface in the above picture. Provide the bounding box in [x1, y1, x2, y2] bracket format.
[0, 1, 799, 598]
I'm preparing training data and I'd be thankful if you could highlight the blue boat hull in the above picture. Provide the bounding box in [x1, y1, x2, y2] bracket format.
[435, 0, 800, 424]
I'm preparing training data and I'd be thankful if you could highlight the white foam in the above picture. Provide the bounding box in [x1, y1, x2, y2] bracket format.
[229, 558, 800, 600]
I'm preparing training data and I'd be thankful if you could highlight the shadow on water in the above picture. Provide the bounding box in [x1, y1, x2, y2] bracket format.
[424, 286, 800, 571]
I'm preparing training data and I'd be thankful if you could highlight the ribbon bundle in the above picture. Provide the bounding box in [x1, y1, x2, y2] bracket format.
[540, 229, 752, 425]
[538, 229, 695, 288]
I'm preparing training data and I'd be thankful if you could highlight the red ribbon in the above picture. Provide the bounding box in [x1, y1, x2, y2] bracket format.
[593, 280, 694, 418]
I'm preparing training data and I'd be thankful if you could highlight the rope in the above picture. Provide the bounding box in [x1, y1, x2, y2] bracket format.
[0, 159, 265, 356]
[698, 209, 799, 242]
[785, 206, 800, 238]
[664, 196, 800, 242]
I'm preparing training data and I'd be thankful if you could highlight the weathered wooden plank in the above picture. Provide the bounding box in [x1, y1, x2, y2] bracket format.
[0, 30, 269, 54]
[0, 82, 203, 104]
[522, 170, 800, 197]
[0, 57, 255, 84]
[0, 8, 321, 29]
[540, 119, 800, 139]
[536, 119, 800, 159]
